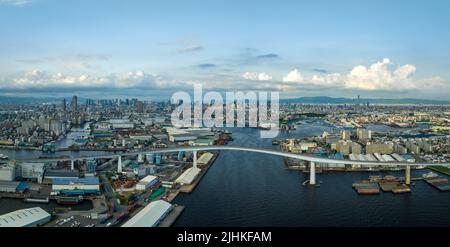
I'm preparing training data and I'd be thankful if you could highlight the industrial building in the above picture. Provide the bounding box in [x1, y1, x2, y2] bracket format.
[44, 169, 79, 184]
[0, 181, 28, 193]
[196, 152, 214, 167]
[166, 127, 214, 142]
[121, 200, 173, 227]
[175, 167, 201, 185]
[51, 177, 100, 195]
[136, 175, 159, 191]
[0, 163, 15, 181]
[0, 207, 51, 227]
[18, 162, 45, 182]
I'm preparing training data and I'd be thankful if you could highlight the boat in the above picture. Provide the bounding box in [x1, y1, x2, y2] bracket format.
[0, 154, 8, 160]
[422, 172, 439, 179]
[272, 139, 280, 145]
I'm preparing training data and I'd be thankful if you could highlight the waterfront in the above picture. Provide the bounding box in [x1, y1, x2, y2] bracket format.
[174, 126, 450, 227]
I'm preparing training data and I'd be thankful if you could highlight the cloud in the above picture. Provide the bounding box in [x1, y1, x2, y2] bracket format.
[0, 70, 173, 90]
[312, 68, 328, 74]
[256, 53, 279, 59]
[282, 69, 304, 83]
[0, 0, 32, 6]
[241, 72, 273, 81]
[311, 73, 342, 86]
[15, 53, 112, 70]
[178, 44, 204, 53]
[197, 63, 217, 69]
[344, 58, 417, 90]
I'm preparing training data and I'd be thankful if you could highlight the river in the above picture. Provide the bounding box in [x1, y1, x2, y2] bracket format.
[173, 125, 450, 227]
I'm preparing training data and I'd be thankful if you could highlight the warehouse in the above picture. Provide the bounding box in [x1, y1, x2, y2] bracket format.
[0, 163, 15, 181]
[0, 181, 20, 193]
[51, 177, 100, 195]
[0, 207, 51, 227]
[136, 175, 159, 191]
[44, 169, 79, 184]
[121, 200, 173, 227]
[175, 167, 201, 185]
[196, 152, 214, 167]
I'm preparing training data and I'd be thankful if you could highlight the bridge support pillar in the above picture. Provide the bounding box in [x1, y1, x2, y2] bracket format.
[193, 151, 197, 168]
[118, 156, 122, 173]
[405, 165, 411, 186]
[310, 161, 316, 185]
[70, 160, 74, 171]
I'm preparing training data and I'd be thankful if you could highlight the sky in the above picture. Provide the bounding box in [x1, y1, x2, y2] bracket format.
[1, 0, 450, 100]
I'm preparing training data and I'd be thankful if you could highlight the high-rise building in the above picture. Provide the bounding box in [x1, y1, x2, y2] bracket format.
[136, 101, 144, 113]
[70, 96, 78, 111]
[357, 128, 372, 141]
[341, 130, 351, 140]
[62, 98, 66, 112]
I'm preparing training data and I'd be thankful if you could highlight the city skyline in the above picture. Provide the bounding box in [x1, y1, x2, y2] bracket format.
[1, 0, 450, 100]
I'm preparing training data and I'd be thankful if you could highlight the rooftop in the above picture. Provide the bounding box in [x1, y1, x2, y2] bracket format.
[121, 200, 172, 227]
[0, 207, 51, 227]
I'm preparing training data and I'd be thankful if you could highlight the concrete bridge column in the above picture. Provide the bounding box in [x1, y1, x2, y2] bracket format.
[405, 165, 411, 186]
[310, 161, 316, 185]
[70, 160, 74, 171]
[118, 156, 122, 173]
[193, 150, 198, 168]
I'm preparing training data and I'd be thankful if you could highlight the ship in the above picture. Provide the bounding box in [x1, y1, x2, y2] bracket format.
[422, 172, 439, 179]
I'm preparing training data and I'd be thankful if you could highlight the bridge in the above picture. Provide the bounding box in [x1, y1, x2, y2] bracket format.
[17, 145, 450, 186]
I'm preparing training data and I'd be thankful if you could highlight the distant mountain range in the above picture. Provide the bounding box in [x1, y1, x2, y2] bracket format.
[280, 96, 450, 105]
[1, 95, 450, 105]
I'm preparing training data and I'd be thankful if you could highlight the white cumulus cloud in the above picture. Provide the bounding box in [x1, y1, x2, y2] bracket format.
[344, 58, 417, 90]
[311, 73, 342, 86]
[241, 72, 273, 81]
[282, 69, 304, 83]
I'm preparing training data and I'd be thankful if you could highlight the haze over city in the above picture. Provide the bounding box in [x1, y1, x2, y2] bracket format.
[1, 0, 450, 100]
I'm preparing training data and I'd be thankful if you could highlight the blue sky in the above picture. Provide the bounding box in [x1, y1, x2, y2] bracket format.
[1, 0, 450, 100]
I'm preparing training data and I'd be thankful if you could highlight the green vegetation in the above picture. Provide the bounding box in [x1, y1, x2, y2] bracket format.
[429, 166, 450, 176]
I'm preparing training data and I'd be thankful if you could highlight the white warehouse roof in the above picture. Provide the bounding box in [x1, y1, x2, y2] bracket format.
[0, 207, 51, 227]
[140, 175, 158, 184]
[121, 200, 172, 227]
[175, 167, 201, 185]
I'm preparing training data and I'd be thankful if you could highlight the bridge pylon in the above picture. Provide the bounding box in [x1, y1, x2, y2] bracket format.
[193, 150, 198, 168]
[310, 161, 316, 185]
[118, 155, 122, 173]
[405, 165, 411, 186]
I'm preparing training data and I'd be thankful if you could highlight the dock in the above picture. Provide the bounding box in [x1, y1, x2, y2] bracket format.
[424, 177, 450, 192]
[158, 205, 185, 227]
[179, 152, 218, 193]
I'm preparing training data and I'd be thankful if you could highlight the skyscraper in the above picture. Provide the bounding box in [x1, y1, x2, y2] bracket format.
[136, 101, 144, 113]
[70, 96, 77, 111]
[62, 98, 66, 112]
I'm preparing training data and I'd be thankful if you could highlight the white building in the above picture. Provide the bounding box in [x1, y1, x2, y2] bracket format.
[19, 163, 45, 182]
[0, 163, 15, 181]
[121, 200, 173, 227]
[175, 167, 201, 185]
[136, 175, 158, 191]
[0, 207, 51, 227]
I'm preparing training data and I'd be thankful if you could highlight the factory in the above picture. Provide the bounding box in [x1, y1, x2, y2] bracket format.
[136, 175, 159, 191]
[121, 200, 173, 227]
[51, 177, 100, 195]
[0, 207, 51, 227]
